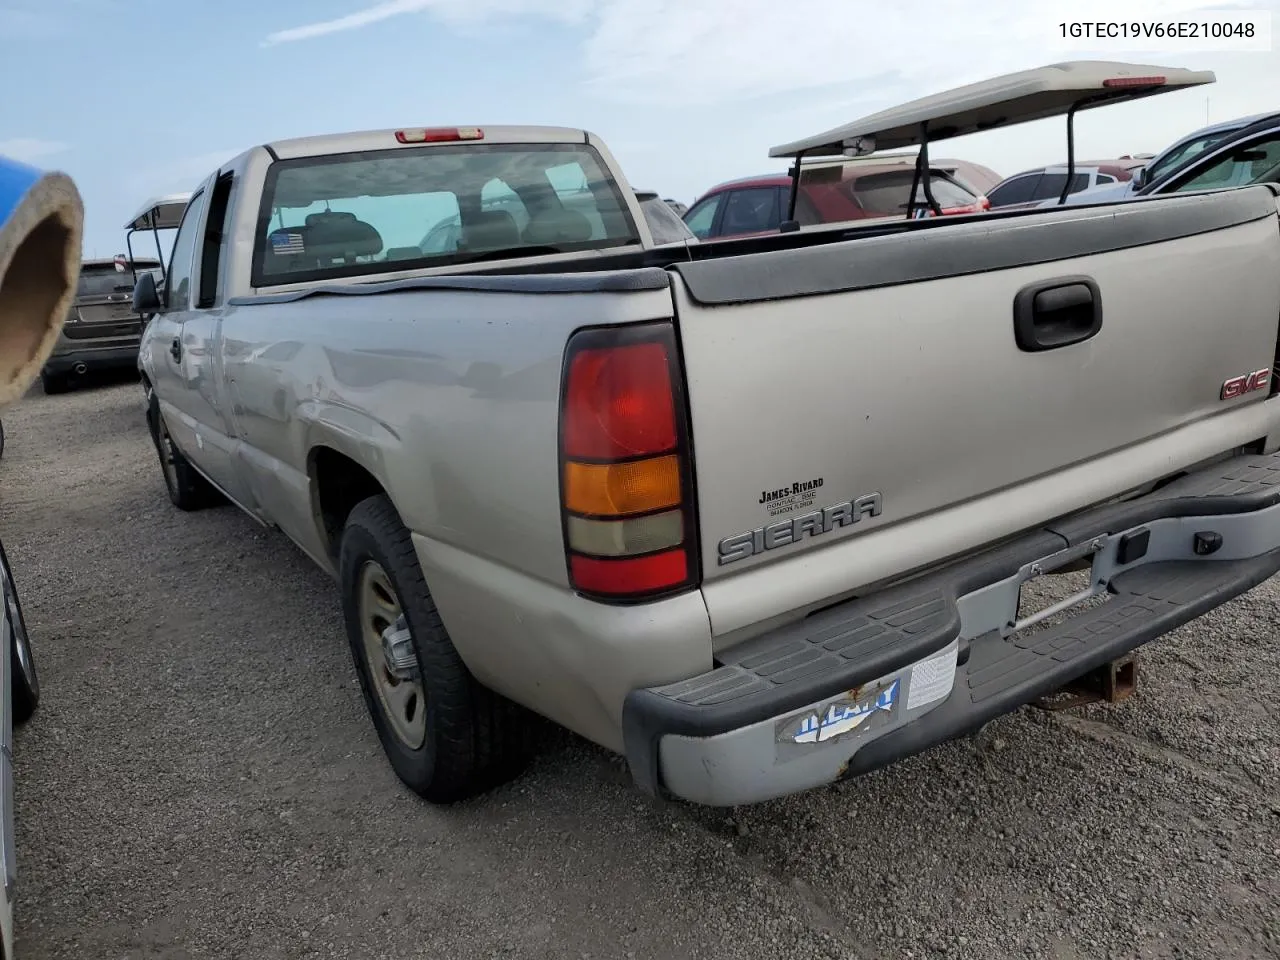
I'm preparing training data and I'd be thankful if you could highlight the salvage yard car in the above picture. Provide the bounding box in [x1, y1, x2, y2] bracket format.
[40, 256, 163, 394]
[683, 156, 989, 240]
[134, 60, 1280, 809]
[1028, 112, 1280, 209]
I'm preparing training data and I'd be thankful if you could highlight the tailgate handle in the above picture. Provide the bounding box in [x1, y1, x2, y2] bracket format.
[1013, 276, 1102, 352]
[170, 337, 182, 362]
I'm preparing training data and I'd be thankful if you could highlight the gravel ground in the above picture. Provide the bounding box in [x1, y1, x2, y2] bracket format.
[1, 376, 1278, 960]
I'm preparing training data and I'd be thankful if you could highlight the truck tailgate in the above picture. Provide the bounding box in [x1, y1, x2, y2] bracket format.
[672, 188, 1280, 628]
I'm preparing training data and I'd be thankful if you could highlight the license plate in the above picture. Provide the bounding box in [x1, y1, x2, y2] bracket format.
[79, 303, 135, 324]
[775, 676, 900, 758]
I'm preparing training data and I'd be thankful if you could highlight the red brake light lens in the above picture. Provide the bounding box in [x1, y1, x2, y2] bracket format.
[569, 550, 689, 595]
[1102, 76, 1166, 88]
[395, 127, 484, 144]
[562, 342, 677, 461]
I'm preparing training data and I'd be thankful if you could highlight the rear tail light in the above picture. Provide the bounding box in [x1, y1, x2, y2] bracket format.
[559, 322, 699, 602]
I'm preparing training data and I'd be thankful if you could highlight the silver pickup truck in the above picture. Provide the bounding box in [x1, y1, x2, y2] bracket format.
[134, 60, 1280, 808]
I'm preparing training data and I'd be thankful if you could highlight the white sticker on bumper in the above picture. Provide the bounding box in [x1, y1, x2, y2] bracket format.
[906, 643, 959, 711]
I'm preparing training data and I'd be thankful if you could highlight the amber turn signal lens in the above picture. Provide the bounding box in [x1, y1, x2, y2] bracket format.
[563, 455, 682, 517]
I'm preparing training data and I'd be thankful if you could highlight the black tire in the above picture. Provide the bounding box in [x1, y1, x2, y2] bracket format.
[145, 389, 219, 511]
[339, 494, 531, 803]
[1, 541, 39, 726]
[40, 371, 69, 395]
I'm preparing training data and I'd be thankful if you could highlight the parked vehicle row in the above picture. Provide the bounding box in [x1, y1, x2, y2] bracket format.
[683, 155, 992, 241]
[39, 256, 163, 394]
[1027, 111, 1280, 209]
[984, 157, 1148, 208]
[122, 59, 1280, 814]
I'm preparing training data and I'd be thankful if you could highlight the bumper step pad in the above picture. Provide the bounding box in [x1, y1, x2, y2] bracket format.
[623, 449, 1280, 802]
[844, 552, 1280, 780]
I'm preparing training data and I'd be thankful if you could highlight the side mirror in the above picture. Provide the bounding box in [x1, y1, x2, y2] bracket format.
[1132, 168, 1147, 190]
[1234, 149, 1269, 163]
[132, 271, 162, 315]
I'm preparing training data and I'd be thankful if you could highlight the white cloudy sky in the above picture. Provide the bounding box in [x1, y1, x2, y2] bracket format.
[2, 0, 1277, 254]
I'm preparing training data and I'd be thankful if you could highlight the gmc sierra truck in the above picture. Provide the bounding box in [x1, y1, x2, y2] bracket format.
[134, 61, 1280, 808]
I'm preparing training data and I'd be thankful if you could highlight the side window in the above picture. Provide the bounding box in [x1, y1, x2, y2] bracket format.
[720, 187, 781, 235]
[986, 174, 1040, 207]
[1169, 135, 1280, 192]
[683, 194, 723, 239]
[197, 174, 235, 309]
[165, 189, 207, 312]
[1029, 172, 1090, 201]
[1096, 173, 1117, 185]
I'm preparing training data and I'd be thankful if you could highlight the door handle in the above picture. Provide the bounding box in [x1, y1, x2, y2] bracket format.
[1013, 276, 1103, 352]
[170, 337, 182, 362]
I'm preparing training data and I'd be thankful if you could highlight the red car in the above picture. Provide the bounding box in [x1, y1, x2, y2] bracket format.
[683, 159, 991, 241]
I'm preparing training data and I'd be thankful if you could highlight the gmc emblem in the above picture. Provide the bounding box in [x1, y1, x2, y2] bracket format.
[1221, 368, 1271, 400]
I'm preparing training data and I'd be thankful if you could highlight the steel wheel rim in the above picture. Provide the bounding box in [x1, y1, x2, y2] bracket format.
[157, 422, 178, 492]
[357, 561, 425, 750]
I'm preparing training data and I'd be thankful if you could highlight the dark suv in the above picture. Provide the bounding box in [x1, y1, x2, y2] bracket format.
[40, 257, 162, 394]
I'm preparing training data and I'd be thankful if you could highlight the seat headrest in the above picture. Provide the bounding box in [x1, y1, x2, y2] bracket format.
[460, 210, 521, 253]
[384, 246, 424, 262]
[523, 208, 594, 245]
[304, 213, 383, 259]
[305, 210, 358, 227]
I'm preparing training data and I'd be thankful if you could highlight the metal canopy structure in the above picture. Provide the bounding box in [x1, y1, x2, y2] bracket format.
[768, 60, 1216, 224]
[122, 192, 191, 281]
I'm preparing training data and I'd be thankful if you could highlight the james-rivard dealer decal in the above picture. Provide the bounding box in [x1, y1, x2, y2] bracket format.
[758, 477, 825, 518]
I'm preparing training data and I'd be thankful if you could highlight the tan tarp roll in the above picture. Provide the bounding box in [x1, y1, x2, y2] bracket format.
[0, 170, 84, 410]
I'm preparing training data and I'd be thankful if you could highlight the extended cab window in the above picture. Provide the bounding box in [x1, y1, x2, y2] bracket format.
[254, 142, 640, 285]
[165, 189, 208, 311]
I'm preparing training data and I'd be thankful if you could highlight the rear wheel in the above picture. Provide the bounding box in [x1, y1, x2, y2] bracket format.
[1, 542, 39, 726]
[40, 371, 69, 395]
[338, 494, 532, 803]
[145, 388, 218, 511]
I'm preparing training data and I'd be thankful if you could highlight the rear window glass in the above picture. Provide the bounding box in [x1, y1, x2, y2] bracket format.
[76, 264, 156, 298]
[255, 143, 641, 285]
[848, 170, 976, 214]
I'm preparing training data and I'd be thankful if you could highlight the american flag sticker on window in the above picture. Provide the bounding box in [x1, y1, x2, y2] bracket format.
[271, 232, 305, 255]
